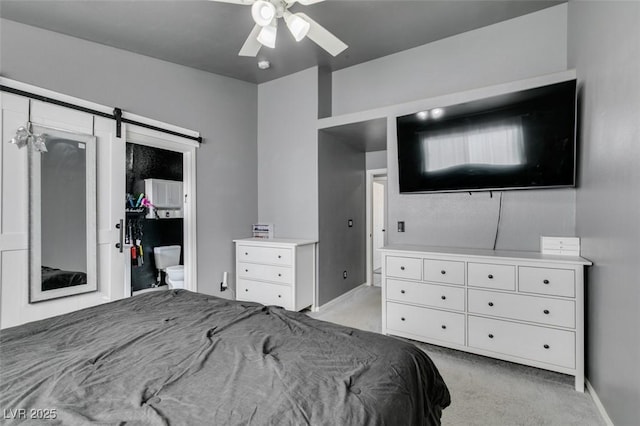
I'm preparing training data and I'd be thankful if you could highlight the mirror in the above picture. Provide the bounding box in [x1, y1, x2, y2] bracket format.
[29, 124, 97, 303]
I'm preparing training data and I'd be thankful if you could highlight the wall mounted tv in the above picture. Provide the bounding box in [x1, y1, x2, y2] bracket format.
[396, 79, 577, 193]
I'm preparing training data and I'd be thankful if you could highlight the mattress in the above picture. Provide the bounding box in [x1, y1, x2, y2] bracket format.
[0, 290, 450, 425]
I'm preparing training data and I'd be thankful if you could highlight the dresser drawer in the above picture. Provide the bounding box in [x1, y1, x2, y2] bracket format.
[519, 267, 575, 297]
[423, 259, 464, 285]
[387, 279, 465, 311]
[468, 289, 575, 328]
[237, 245, 292, 266]
[386, 256, 422, 280]
[468, 262, 515, 291]
[236, 279, 292, 309]
[468, 316, 575, 369]
[386, 302, 465, 345]
[238, 262, 292, 285]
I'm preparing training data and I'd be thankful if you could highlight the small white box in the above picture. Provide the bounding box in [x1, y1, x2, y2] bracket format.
[541, 236, 580, 256]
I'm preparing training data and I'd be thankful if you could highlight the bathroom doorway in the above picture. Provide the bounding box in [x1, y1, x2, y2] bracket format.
[124, 124, 198, 296]
[125, 143, 183, 292]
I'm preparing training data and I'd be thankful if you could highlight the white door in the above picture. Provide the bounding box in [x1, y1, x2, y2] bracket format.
[94, 117, 126, 300]
[372, 178, 387, 272]
[0, 98, 125, 327]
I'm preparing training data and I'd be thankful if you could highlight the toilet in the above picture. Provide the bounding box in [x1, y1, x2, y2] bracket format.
[153, 245, 184, 289]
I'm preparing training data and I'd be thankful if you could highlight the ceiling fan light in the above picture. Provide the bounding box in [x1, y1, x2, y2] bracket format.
[257, 22, 277, 48]
[284, 11, 310, 42]
[251, 1, 276, 26]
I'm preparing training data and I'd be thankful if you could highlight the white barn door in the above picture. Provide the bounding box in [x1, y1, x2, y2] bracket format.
[94, 117, 126, 301]
[0, 99, 125, 328]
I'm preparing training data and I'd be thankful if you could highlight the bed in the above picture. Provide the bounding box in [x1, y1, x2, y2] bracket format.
[41, 266, 87, 291]
[0, 290, 450, 425]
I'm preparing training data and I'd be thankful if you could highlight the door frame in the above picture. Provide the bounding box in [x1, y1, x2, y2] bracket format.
[365, 168, 387, 286]
[125, 125, 198, 296]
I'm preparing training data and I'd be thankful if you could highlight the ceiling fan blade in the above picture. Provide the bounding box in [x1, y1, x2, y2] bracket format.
[239, 25, 262, 57]
[297, 13, 347, 56]
[207, 0, 255, 4]
[285, 0, 325, 4]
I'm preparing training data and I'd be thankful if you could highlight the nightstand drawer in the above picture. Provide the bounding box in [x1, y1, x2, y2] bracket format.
[468, 316, 575, 369]
[238, 262, 292, 285]
[386, 302, 465, 345]
[519, 267, 575, 297]
[236, 279, 292, 309]
[468, 289, 575, 328]
[386, 256, 422, 280]
[237, 245, 292, 266]
[468, 262, 515, 291]
[423, 259, 464, 285]
[387, 279, 464, 311]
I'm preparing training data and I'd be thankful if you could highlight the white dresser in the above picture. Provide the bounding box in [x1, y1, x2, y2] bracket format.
[234, 238, 316, 311]
[381, 245, 591, 391]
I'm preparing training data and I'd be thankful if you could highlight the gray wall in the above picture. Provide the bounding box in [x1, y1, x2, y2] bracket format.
[332, 5, 575, 251]
[568, 1, 640, 424]
[366, 150, 387, 170]
[0, 19, 258, 297]
[318, 131, 366, 305]
[257, 67, 319, 240]
[332, 4, 568, 115]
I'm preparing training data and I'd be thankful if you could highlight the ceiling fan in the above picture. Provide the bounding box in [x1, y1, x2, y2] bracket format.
[210, 0, 348, 57]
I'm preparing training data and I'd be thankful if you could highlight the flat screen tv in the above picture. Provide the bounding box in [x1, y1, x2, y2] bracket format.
[396, 79, 577, 193]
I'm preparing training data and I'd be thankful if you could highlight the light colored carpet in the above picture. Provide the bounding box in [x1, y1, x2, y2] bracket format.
[309, 285, 604, 426]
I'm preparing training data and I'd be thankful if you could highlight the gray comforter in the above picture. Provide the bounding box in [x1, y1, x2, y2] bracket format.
[0, 290, 450, 425]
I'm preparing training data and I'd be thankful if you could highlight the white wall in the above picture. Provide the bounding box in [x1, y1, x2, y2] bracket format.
[568, 1, 640, 424]
[332, 4, 568, 115]
[0, 19, 258, 299]
[257, 67, 319, 240]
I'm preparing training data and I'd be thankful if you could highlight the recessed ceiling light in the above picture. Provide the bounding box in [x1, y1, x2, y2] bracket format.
[416, 111, 428, 120]
[257, 60, 270, 70]
[431, 108, 445, 119]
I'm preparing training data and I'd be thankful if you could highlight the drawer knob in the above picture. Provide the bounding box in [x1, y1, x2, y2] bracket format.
[278, 255, 282, 259]
[488, 334, 494, 339]
[440, 270, 446, 275]
[245, 252, 248, 256]
[401, 317, 405, 321]
[245, 289, 248, 292]
[543, 309, 550, 315]
[488, 302, 494, 307]
[441, 325, 447, 330]
[278, 273, 282, 277]
[543, 279, 550, 284]
[544, 344, 550, 349]
[245, 269, 248, 272]
[488, 274, 494, 279]
[278, 295, 282, 298]
[400, 290, 406, 294]
[441, 295, 446, 300]
[400, 266, 405, 271]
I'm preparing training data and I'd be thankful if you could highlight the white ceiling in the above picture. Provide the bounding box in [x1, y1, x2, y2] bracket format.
[0, 0, 563, 84]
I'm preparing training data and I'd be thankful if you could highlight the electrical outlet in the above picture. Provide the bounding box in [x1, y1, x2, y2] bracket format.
[348, 219, 353, 228]
[398, 221, 405, 232]
[343, 270, 348, 279]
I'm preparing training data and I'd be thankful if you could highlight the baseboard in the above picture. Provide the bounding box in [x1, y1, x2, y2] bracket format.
[315, 283, 368, 313]
[586, 379, 615, 426]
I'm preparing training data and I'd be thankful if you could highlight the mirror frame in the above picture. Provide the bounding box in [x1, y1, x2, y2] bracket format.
[29, 123, 98, 303]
